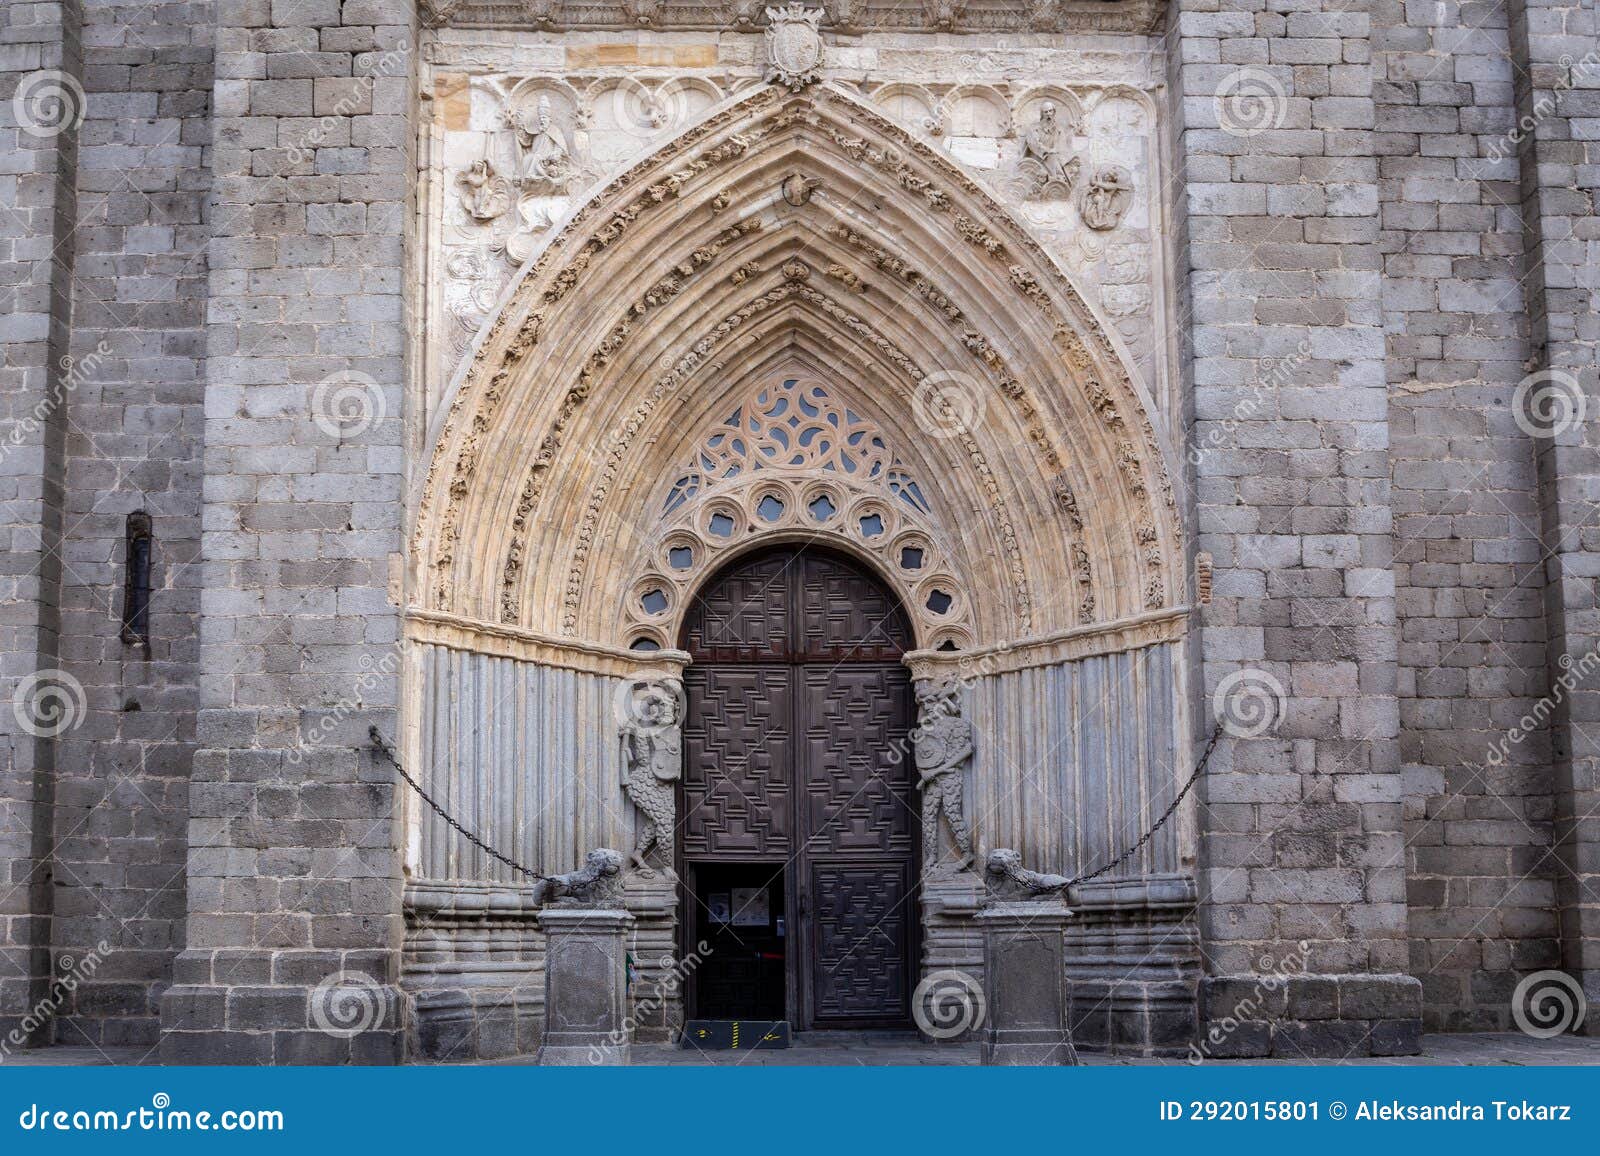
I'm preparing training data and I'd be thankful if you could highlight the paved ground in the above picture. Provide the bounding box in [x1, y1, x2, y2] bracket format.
[7, 1032, 1599, 1067]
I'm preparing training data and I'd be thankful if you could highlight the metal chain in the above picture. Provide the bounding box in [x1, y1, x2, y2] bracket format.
[369, 726, 552, 883]
[370, 722, 1220, 893]
[1062, 727, 1222, 890]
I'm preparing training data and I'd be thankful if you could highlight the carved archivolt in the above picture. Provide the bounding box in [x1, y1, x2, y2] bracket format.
[621, 376, 976, 652]
[410, 84, 1183, 653]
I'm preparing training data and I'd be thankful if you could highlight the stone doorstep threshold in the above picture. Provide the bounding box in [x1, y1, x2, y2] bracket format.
[7, 1034, 1600, 1066]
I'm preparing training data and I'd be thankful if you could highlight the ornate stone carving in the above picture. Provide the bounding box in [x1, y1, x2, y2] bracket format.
[914, 680, 975, 873]
[764, 4, 824, 91]
[620, 678, 682, 873]
[510, 95, 575, 192]
[824, 0, 858, 31]
[419, 0, 464, 27]
[780, 171, 821, 206]
[457, 158, 512, 223]
[522, 0, 561, 26]
[985, 848, 1071, 900]
[617, 375, 976, 651]
[623, 0, 660, 24]
[1077, 164, 1134, 231]
[546, 848, 627, 908]
[923, 0, 965, 30]
[1010, 102, 1081, 201]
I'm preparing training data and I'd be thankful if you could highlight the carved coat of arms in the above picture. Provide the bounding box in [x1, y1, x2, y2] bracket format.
[764, 4, 824, 90]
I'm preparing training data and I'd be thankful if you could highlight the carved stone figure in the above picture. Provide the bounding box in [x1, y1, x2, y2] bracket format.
[780, 172, 821, 206]
[546, 847, 627, 908]
[522, 0, 561, 26]
[913, 679, 974, 872]
[764, 3, 824, 90]
[1013, 102, 1080, 200]
[456, 158, 511, 222]
[620, 679, 682, 873]
[512, 95, 573, 191]
[1078, 164, 1134, 230]
[923, 0, 966, 30]
[985, 848, 1071, 900]
[623, 0, 660, 23]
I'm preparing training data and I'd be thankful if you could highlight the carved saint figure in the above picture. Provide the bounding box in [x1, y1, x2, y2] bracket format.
[1078, 164, 1134, 231]
[1020, 102, 1081, 195]
[456, 157, 510, 222]
[620, 679, 682, 873]
[513, 95, 572, 190]
[913, 679, 974, 872]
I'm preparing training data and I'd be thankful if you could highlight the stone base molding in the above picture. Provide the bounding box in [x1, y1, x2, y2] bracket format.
[1065, 874, 1200, 1057]
[623, 872, 684, 1043]
[1196, 974, 1423, 1060]
[401, 881, 546, 1062]
[159, 949, 404, 1066]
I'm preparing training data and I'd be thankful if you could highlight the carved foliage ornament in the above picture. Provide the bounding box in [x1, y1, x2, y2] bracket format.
[765, 4, 824, 91]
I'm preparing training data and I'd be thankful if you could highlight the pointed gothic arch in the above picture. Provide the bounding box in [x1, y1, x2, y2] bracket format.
[408, 82, 1186, 658]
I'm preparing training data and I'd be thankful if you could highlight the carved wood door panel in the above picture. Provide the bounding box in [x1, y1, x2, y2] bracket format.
[680, 546, 918, 1029]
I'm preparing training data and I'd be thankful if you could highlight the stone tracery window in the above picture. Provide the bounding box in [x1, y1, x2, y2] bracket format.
[626, 378, 972, 653]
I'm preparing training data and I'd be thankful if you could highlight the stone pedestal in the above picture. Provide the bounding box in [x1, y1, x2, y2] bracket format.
[623, 871, 683, 1043]
[535, 908, 634, 1066]
[977, 901, 1078, 1065]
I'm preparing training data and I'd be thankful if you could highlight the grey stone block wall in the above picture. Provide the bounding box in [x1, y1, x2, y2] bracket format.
[1174, 0, 1413, 994]
[157, 0, 416, 1064]
[0, 0, 80, 1045]
[1376, 0, 1560, 1031]
[44, 0, 214, 1051]
[1508, 0, 1600, 1026]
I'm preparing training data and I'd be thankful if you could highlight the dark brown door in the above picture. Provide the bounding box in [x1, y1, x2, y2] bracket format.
[680, 546, 918, 1028]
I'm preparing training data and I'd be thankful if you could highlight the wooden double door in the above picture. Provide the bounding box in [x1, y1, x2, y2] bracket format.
[679, 546, 919, 1029]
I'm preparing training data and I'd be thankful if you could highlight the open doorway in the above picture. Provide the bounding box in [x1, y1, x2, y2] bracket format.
[685, 863, 787, 1021]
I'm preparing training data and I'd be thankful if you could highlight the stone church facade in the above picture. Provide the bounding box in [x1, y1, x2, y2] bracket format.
[1, 0, 1595, 1063]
